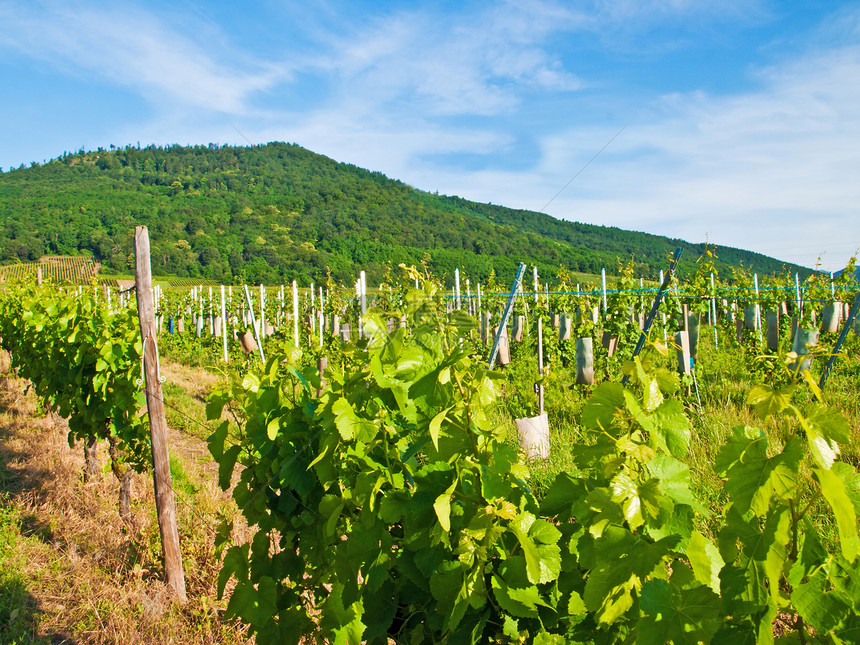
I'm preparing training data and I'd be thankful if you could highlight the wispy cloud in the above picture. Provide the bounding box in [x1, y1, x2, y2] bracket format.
[522, 43, 860, 269]
[0, 1, 282, 113]
[318, 3, 585, 118]
[1, 0, 857, 269]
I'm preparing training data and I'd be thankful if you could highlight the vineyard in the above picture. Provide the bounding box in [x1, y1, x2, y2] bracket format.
[1, 241, 860, 644]
[0, 256, 101, 285]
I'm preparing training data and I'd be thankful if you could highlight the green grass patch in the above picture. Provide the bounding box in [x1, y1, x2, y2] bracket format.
[0, 497, 42, 644]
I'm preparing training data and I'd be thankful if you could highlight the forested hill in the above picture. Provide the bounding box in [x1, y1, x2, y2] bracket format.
[0, 142, 808, 285]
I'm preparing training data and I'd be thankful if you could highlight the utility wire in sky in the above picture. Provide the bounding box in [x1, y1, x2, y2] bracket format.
[230, 122, 254, 146]
[538, 123, 628, 213]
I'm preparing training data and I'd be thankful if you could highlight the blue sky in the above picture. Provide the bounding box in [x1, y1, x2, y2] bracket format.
[1, 0, 859, 271]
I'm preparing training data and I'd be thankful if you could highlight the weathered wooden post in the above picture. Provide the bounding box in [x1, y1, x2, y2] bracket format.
[133, 226, 187, 602]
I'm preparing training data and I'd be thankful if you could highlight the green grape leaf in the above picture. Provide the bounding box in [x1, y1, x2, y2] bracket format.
[330, 601, 366, 645]
[815, 466, 860, 563]
[538, 471, 584, 521]
[510, 512, 561, 584]
[434, 480, 457, 532]
[582, 562, 637, 625]
[567, 589, 587, 616]
[491, 574, 540, 619]
[331, 397, 376, 443]
[502, 615, 519, 639]
[653, 366, 680, 394]
[646, 454, 707, 514]
[716, 427, 801, 516]
[649, 398, 692, 458]
[791, 566, 852, 634]
[319, 494, 345, 539]
[218, 444, 241, 490]
[746, 383, 795, 420]
[429, 561, 469, 632]
[225, 575, 277, 628]
[687, 530, 724, 593]
[207, 420, 230, 460]
[638, 578, 723, 645]
[428, 405, 451, 451]
[832, 461, 860, 516]
[787, 518, 828, 587]
[510, 513, 542, 584]
[266, 416, 279, 441]
[802, 403, 851, 470]
[719, 505, 790, 613]
[241, 372, 260, 392]
[624, 388, 656, 436]
[218, 544, 249, 598]
[581, 382, 624, 432]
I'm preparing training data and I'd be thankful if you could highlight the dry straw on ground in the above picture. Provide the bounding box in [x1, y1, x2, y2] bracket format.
[0, 360, 252, 644]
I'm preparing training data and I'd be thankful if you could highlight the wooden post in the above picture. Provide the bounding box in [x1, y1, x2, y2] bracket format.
[133, 226, 187, 602]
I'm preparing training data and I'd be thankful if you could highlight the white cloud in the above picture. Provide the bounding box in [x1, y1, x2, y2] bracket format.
[1, 0, 857, 271]
[515, 45, 860, 270]
[0, 1, 283, 113]
[319, 3, 585, 118]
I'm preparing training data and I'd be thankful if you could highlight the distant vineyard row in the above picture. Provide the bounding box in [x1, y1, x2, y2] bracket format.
[0, 255, 100, 284]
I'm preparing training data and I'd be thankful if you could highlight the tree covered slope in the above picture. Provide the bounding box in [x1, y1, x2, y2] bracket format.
[0, 142, 809, 284]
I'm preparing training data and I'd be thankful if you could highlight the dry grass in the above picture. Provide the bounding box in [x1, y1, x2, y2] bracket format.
[0, 363, 252, 644]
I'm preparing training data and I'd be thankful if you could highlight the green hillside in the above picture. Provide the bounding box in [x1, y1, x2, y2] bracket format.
[0, 142, 810, 285]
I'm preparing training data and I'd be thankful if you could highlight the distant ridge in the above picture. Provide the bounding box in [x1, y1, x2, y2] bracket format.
[0, 142, 812, 284]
